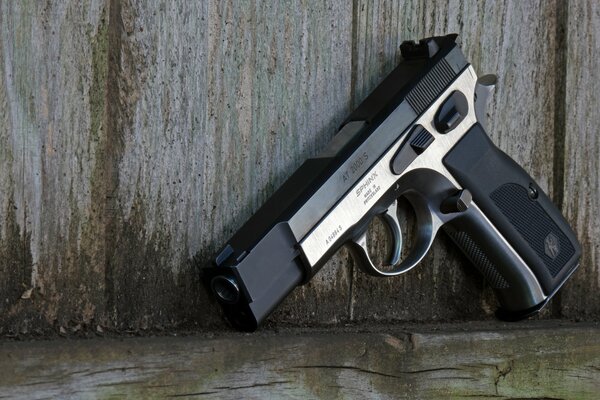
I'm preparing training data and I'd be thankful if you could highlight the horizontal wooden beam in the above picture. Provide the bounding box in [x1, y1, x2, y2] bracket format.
[1, 321, 598, 399]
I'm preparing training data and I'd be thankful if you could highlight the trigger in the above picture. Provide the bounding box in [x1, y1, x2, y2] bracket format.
[382, 200, 403, 266]
[474, 74, 497, 128]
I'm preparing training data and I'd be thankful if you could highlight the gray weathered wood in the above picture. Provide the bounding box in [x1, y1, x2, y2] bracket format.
[0, 0, 355, 332]
[0, 322, 599, 399]
[110, 0, 355, 328]
[0, 0, 597, 333]
[0, 0, 108, 332]
[560, 0, 600, 318]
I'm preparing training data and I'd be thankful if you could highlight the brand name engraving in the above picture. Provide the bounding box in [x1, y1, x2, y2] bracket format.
[355, 171, 381, 206]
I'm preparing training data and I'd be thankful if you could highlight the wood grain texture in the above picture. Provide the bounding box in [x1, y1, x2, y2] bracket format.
[349, 0, 565, 322]
[1, 322, 599, 399]
[0, 0, 108, 333]
[0, 0, 597, 333]
[560, 0, 600, 319]
[1, 0, 354, 332]
[114, 0, 354, 329]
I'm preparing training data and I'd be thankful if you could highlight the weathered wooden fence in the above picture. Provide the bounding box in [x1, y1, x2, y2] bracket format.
[0, 0, 598, 335]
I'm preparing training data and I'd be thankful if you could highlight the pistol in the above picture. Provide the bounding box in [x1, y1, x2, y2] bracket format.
[203, 34, 581, 331]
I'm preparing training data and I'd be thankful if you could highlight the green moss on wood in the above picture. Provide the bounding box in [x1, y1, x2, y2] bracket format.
[1, 324, 599, 398]
[0, 195, 33, 335]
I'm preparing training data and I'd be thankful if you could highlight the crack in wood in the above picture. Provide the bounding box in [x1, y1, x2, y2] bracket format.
[292, 364, 462, 379]
[565, 374, 595, 380]
[144, 383, 176, 389]
[168, 380, 293, 397]
[547, 366, 570, 372]
[507, 398, 565, 400]
[168, 391, 218, 397]
[96, 379, 150, 387]
[493, 360, 513, 395]
[79, 365, 142, 377]
[18, 379, 61, 387]
[211, 380, 292, 390]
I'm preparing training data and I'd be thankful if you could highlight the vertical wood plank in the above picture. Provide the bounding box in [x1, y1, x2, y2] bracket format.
[113, 0, 354, 328]
[349, 0, 565, 322]
[97, 0, 214, 329]
[560, 0, 600, 318]
[0, 1, 108, 333]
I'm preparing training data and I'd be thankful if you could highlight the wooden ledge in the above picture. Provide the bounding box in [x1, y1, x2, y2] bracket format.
[1, 321, 599, 399]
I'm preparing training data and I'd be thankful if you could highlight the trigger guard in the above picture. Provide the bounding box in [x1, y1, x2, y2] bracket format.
[348, 192, 441, 277]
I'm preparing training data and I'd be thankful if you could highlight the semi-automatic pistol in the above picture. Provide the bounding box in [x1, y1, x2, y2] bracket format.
[203, 34, 581, 331]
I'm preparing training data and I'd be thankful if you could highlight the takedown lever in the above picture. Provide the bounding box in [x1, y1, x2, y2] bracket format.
[474, 74, 497, 128]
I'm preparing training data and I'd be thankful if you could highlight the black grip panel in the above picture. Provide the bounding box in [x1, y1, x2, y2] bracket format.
[444, 207, 546, 317]
[446, 230, 510, 290]
[443, 124, 581, 301]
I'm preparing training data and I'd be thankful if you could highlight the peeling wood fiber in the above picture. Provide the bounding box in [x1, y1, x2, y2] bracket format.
[0, 0, 598, 334]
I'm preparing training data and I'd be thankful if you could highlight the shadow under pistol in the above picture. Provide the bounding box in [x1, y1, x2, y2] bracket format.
[202, 34, 581, 331]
